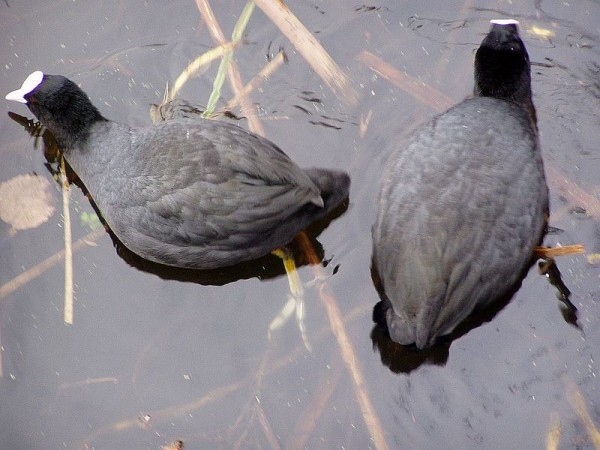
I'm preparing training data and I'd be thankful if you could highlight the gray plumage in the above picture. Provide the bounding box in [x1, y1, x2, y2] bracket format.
[7, 74, 350, 269]
[372, 20, 548, 349]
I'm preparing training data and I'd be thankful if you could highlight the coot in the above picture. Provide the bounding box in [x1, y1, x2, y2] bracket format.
[6, 72, 350, 269]
[372, 19, 548, 349]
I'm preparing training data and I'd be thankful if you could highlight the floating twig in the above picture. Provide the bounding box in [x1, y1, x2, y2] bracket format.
[359, 109, 373, 138]
[169, 41, 239, 102]
[60, 157, 74, 325]
[295, 232, 390, 450]
[224, 50, 287, 111]
[535, 245, 585, 258]
[203, 0, 255, 117]
[195, 0, 265, 136]
[256, 401, 281, 450]
[255, 0, 358, 106]
[58, 376, 118, 392]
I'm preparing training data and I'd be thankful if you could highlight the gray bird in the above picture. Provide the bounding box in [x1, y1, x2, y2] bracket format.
[372, 19, 548, 349]
[6, 72, 350, 269]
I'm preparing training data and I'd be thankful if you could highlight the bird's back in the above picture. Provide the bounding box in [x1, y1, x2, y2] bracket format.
[373, 96, 547, 347]
[69, 118, 349, 268]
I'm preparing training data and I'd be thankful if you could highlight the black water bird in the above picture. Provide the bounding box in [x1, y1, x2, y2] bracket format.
[6, 72, 350, 269]
[372, 19, 548, 349]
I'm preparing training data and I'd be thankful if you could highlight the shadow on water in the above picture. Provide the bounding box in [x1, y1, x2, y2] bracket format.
[110, 200, 348, 285]
[8, 111, 349, 286]
[370, 257, 577, 374]
[538, 257, 579, 327]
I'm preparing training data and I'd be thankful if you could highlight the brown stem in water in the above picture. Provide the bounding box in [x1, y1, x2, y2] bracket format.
[255, 0, 358, 106]
[194, 0, 266, 137]
[296, 232, 390, 450]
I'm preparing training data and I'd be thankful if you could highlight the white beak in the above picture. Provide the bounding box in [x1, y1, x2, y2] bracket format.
[490, 19, 520, 26]
[6, 70, 44, 103]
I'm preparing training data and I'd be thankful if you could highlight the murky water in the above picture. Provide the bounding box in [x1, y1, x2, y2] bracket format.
[1, 1, 599, 448]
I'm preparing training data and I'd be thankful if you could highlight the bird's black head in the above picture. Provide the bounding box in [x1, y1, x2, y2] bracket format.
[6, 71, 106, 148]
[474, 20, 532, 108]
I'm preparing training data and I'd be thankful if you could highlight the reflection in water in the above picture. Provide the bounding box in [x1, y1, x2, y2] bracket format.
[8, 111, 349, 285]
[371, 257, 577, 374]
[370, 257, 515, 373]
[539, 258, 579, 328]
[370, 326, 451, 373]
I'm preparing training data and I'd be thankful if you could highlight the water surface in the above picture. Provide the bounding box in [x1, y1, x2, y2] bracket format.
[1, 1, 599, 448]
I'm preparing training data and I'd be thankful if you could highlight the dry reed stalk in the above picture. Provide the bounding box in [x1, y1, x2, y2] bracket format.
[546, 412, 562, 450]
[319, 283, 390, 450]
[289, 355, 342, 450]
[195, 0, 266, 136]
[60, 158, 74, 324]
[224, 50, 287, 111]
[296, 232, 390, 450]
[565, 377, 600, 448]
[81, 380, 247, 446]
[359, 109, 373, 138]
[432, 0, 475, 82]
[254, 0, 358, 106]
[58, 377, 118, 392]
[535, 245, 585, 258]
[168, 41, 239, 102]
[256, 402, 282, 450]
[357, 50, 455, 111]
